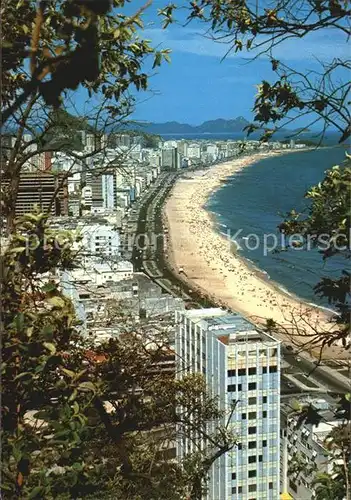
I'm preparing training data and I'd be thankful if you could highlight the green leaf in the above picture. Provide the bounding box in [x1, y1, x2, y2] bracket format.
[42, 283, 57, 292]
[291, 399, 302, 411]
[43, 342, 56, 354]
[29, 486, 44, 499]
[152, 52, 162, 69]
[75, 369, 87, 380]
[69, 389, 78, 402]
[78, 381, 96, 393]
[73, 401, 80, 415]
[15, 313, 25, 332]
[48, 296, 65, 308]
[61, 368, 76, 378]
[41, 325, 54, 339]
[14, 371, 33, 381]
[9, 246, 26, 253]
[72, 461, 83, 471]
[163, 52, 171, 63]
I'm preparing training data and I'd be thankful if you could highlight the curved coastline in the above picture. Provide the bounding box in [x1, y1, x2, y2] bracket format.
[164, 151, 344, 358]
[210, 210, 336, 316]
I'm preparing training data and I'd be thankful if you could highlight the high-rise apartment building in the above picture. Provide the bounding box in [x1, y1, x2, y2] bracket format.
[2, 172, 68, 217]
[86, 171, 117, 209]
[175, 308, 281, 500]
[161, 147, 178, 170]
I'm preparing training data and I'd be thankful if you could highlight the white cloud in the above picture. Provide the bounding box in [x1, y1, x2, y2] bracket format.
[142, 26, 349, 62]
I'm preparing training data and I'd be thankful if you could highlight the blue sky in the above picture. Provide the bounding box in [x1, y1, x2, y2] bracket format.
[72, 2, 348, 128]
[125, 1, 349, 125]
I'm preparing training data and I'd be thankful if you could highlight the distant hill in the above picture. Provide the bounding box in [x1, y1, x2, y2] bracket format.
[138, 117, 250, 134]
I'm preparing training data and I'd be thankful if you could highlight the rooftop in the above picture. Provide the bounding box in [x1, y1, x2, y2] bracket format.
[180, 308, 279, 345]
[205, 313, 254, 332]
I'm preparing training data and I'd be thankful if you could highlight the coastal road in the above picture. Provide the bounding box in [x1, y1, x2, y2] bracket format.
[282, 346, 350, 394]
[131, 170, 217, 306]
[130, 168, 350, 397]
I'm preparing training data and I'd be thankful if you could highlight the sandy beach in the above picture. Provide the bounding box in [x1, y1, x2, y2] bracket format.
[164, 153, 346, 360]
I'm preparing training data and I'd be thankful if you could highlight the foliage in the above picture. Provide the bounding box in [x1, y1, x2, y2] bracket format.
[312, 472, 348, 500]
[39, 109, 90, 151]
[312, 420, 351, 500]
[1, 213, 236, 499]
[2, 0, 171, 123]
[141, 133, 162, 149]
[279, 156, 351, 348]
[1, 0, 171, 233]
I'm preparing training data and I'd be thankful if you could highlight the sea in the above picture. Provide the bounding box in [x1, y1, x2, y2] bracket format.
[205, 145, 348, 307]
[160, 130, 341, 146]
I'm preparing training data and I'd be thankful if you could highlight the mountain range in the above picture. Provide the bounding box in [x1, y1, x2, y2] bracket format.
[138, 117, 250, 134]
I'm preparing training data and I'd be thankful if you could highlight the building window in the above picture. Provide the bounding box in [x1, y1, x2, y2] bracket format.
[263, 440, 267, 447]
[269, 482, 274, 490]
[248, 382, 256, 390]
[228, 369, 236, 377]
[248, 367, 256, 375]
[232, 472, 236, 480]
[237, 443, 242, 450]
[263, 410, 267, 418]
[242, 413, 247, 420]
[238, 384, 242, 391]
[227, 384, 236, 392]
[259, 455, 263, 462]
[249, 412, 256, 420]
[263, 396, 267, 403]
[262, 366, 267, 373]
[238, 486, 243, 494]
[248, 470, 257, 478]
[249, 397, 257, 405]
[238, 368, 246, 376]
[248, 485, 257, 493]
[248, 426, 256, 434]
[248, 456, 256, 463]
[231, 487, 236, 494]
[248, 441, 256, 449]
[269, 365, 278, 373]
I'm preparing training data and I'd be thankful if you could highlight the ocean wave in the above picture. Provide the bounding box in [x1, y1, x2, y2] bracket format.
[275, 285, 294, 298]
[220, 230, 232, 239]
[307, 302, 337, 315]
[242, 257, 271, 280]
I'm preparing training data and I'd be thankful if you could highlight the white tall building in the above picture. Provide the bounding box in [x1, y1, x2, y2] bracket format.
[101, 173, 115, 209]
[175, 308, 281, 500]
[66, 260, 133, 287]
[187, 143, 201, 159]
[78, 223, 120, 260]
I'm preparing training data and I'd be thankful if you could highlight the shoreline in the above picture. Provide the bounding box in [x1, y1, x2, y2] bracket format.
[209, 213, 337, 317]
[164, 151, 345, 359]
